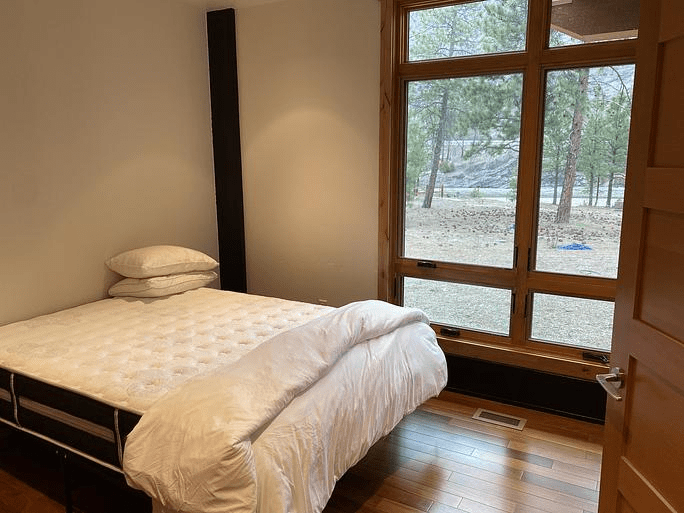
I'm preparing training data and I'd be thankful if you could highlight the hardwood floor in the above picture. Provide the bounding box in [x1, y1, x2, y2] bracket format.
[324, 393, 603, 513]
[0, 426, 65, 513]
[0, 393, 603, 513]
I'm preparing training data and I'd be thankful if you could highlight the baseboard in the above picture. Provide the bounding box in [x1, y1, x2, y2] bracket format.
[444, 353, 607, 424]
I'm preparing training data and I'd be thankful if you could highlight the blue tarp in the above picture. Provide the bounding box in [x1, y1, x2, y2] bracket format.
[558, 243, 592, 250]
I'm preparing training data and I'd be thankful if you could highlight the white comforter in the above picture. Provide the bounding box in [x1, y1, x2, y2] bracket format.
[123, 300, 447, 513]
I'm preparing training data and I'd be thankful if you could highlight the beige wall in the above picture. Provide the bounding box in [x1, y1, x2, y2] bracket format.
[0, 0, 218, 325]
[236, 0, 380, 306]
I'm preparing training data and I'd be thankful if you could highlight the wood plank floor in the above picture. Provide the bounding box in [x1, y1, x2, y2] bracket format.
[323, 393, 604, 513]
[0, 393, 603, 513]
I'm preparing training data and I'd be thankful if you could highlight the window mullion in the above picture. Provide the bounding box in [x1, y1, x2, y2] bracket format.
[398, 53, 529, 80]
[509, 0, 549, 347]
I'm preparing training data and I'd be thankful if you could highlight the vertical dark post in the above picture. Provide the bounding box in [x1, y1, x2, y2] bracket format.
[207, 9, 247, 292]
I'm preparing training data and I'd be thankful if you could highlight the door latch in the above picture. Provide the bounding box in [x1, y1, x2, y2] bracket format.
[596, 367, 625, 401]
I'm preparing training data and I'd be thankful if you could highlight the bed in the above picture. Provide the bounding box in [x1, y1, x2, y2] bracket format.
[0, 248, 447, 513]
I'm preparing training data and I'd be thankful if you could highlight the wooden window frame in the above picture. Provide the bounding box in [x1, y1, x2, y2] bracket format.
[378, 0, 637, 380]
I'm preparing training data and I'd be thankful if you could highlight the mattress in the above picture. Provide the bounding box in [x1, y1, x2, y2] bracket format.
[0, 288, 330, 469]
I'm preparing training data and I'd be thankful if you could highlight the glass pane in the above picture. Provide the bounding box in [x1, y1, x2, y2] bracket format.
[536, 65, 635, 278]
[404, 278, 512, 335]
[404, 74, 523, 268]
[408, 0, 528, 61]
[549, 0, 639, 47]
[531, 293, 614, 351]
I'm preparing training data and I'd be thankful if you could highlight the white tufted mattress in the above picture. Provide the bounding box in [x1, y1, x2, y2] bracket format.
[0, 288, 330, 414]
[0, 288, 331, 468]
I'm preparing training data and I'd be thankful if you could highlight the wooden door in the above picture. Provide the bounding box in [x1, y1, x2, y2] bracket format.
[598, 0, 684, 512]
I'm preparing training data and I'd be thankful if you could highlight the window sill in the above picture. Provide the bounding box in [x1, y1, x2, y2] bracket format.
[437, 335, 609, 381]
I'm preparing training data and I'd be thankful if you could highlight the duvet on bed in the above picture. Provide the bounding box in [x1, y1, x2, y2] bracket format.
[123, 300, 446, 513]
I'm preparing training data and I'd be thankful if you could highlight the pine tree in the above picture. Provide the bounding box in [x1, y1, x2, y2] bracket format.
[555, 68, 589, 224]
[406, 0, 526, 209]
[404, 0, 631, 221]
[578, 90, 610, 207]
[542, 70, 576, 205]
[601, 70, 632, 207]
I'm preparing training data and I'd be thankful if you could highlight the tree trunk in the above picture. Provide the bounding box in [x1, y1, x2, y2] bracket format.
[422, 88, 449, 209]
[606, 171, 614, 207]
[552, 148, 564, 205]
[553, 167, 559, 204]
[555, 70, 589, 224]
[588, 171, 594, 206]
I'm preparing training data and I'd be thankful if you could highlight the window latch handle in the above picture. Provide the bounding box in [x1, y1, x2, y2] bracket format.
[417, 260, 437, 268]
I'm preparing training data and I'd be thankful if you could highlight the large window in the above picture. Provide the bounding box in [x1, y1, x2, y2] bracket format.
[379, 0, 639, 378]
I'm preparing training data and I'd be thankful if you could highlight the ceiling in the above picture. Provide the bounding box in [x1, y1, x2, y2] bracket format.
[551, 0, 639, 42]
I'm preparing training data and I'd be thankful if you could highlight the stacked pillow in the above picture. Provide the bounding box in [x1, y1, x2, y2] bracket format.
[106, 245, 218, 298]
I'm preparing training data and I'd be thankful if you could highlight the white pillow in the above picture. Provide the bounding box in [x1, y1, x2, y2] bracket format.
[108, 271, 218, 298]
[106, 246, 218, 278]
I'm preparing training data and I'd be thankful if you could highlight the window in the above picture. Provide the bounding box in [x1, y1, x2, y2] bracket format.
[379, 0, 638, 378]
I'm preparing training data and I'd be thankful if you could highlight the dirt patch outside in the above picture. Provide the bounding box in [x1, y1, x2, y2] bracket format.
[403, 197, 622, 351]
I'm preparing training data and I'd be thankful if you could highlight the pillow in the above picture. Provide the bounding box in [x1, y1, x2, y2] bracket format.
[106, 245, 218, 278]
[108, 271, 218, 298]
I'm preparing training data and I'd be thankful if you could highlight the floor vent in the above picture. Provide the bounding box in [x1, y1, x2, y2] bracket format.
[472, 408, 527, 430]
